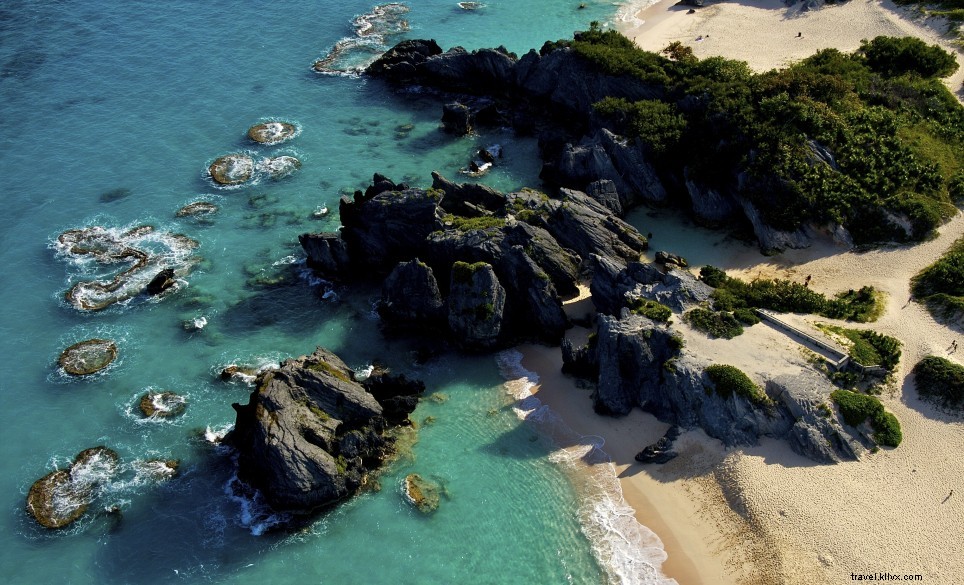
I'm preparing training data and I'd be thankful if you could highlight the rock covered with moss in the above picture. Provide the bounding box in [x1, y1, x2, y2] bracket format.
[26, 447, 119, 529]
[225, 347, 424, 515]
[58, 339, 118, 376]
[447, 261, 506, 350]
[208, 154, 254, 185]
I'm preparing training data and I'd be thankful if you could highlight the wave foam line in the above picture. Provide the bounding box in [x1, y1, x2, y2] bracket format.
[495, 349, 676, 585]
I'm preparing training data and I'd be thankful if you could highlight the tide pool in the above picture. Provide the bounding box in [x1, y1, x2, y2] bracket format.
[0, 1, 666, 583]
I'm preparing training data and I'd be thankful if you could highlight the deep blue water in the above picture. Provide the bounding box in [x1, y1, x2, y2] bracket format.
[0, 2, 670, 583]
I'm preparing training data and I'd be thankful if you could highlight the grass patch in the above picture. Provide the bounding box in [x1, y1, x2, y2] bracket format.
[452, 261, 490, 285]
[705, 364, 770, 406]
[307, 360, 351, 383]
[831, 389, 902, 447]
[912, 355, 964, 408]
[442, 213, 506, 232]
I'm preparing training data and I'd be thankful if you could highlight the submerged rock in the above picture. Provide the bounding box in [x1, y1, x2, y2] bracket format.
[26, 447, 119, 529]
[209, 154, 254, 185]
[145, 268, 177, 296]
[176, 201, 219, 218]
[132, 459, 180, 480]
[403, 473, 440, 513]
[248, 121, 298, 145]
[58, 339, 117, 376]
[138, 391, 187, 418]
[259, 155, 301, 179]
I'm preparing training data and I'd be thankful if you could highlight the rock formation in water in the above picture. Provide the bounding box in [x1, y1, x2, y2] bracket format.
[56, 225, 198, 311]
[58, 339, 118, 376]
[300, 172, 647, 346]
[224, 347, 424, 514]
[26, 447, 119, 529]
[248, 121, 298, 145]
[138, 391, 187, 418]
[208, 154, 255, 185]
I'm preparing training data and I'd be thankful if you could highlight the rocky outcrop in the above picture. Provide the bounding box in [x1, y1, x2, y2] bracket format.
[768, 372, 860, 463]
[447, 261, 506, 350]
[378, 260, 444, 325]
[26, 447, 119, 529]
[145, 268, 176, 296]
[635, 425, 681, 464]
[58, 339, 118, 376]
[298, 232, 352, 275]
[589, 256, 711, 316]
[225, 347, 423, 515]
[432, 171, 506, 216]
[248, 121, 297, 145]
[259, 155, 301, 179]
[736, 195, 812, 253]
[684, 169, 740, 225]
[209, 154, 254, 185]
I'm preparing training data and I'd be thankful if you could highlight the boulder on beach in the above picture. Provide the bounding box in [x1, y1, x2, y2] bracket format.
[247, 121, 298, 145]
[208, 154, 254, 185]
[138, 391, 187, 418]
[58, 339, 118, 376]
[26, 446, 119, 529]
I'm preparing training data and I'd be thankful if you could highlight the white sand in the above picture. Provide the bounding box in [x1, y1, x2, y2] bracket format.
[508, 7, 964, 582]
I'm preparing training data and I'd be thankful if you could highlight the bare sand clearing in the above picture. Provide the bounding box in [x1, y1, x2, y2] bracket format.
[508, 6, 964, 580]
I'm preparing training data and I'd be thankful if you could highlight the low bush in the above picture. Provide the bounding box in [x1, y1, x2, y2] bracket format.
[912, 355, 964, 408]
[685, 308, 743, 338]
[629, 298, 673, 322]
[831, 389, 902, 447]
[706, 364, 770, 405]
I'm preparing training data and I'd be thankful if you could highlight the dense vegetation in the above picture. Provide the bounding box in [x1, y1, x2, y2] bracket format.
[684, 307, 744, 338]
[911, 236, 964, 323]
[816, 325, 902, 371]
[700, 265, 884, 322]
[912, 355, 964, 408]
[705, 364, 770, 406]
[893, 0, 964, 43]
[571, 26, 963, 245]
[830, 389, 903, 447]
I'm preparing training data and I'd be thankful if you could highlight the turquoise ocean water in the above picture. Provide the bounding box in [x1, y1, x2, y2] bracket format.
[0, 2, 672, 583]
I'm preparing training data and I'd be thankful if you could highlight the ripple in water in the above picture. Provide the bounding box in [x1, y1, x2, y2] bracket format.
[496, 349, 675, 585]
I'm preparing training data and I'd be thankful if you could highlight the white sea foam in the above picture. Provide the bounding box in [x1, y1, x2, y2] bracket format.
[224, 471, 290, 536]
[614, 0, 662, 28]
[495, 349, 676, 585]
[313, 3, 412, 75]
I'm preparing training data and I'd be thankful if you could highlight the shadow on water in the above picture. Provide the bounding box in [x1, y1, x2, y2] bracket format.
[216, 280, 330, 337]
[480, 420, 554, 460]
[90, 453, 282, 585]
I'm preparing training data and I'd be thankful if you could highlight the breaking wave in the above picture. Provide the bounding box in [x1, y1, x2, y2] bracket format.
[313, 3, 411, 75]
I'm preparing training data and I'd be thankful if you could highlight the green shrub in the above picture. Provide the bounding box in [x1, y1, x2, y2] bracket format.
[912, 236, 964, 323]
[819, 325, 902, 371]
[629, 298, 672, 322]
[706, 364, 769, 405]
[593, 97, 687, 155]
[699, 265, 729, 288]
[733, 307, 761, 325]
[913, 355, 964, 408]
[442, 214, 506, 232]
[831, 389, 902, 447]
[859, 36, 959, 79]
[451, 261, 489, 285]
[685, 308, 744, 338]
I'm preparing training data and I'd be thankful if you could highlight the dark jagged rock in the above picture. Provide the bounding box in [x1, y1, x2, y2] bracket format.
[416, 46, 518, 95]
[338, 184, 441, 271]
[561, 335, 599, 378]
[448, 261, 506, 350]
[635, 425, 681, 464]
[589, 256, 711, 315]
[442, 102, 472, 135]
[593, 313, 680, 416]
[362, 370, 425, 426]
[365, 39, 444, 83]
[654, 251, 688, 268]
[684, 169, 740, 225]
[209, 154, 254, 185]
[432, 171, 507, 215]
[58, 339, 118, 376]
[139, 391, 187, 418]
[26, 447, 119, 529]
[378, 260, 444, 325]
[299, 232, 351, 276]
[546, 188, 647, 264]
[225, 347, 422, 515]
[586, 179, 622, 216]
[145, 268, 177, 296]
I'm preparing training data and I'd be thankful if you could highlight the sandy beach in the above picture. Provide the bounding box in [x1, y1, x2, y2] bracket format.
[500, 4, 964, 583]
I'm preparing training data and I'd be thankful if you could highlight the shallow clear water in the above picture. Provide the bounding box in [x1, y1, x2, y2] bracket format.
[0, 1, 669, 584]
